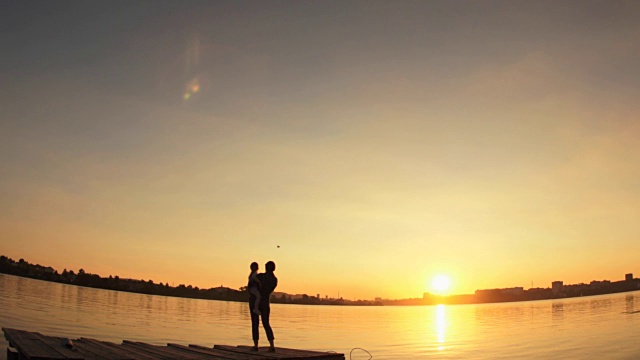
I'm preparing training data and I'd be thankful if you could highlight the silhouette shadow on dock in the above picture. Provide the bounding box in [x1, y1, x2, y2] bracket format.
[2, 328, 345, 360]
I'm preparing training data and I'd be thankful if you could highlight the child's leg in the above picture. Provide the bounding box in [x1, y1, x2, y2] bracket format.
[250, 288, 261, 313]
[254, 292, 261, 310]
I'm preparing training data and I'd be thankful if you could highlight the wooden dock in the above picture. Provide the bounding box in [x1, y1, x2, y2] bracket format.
[2, 328, 345, 360]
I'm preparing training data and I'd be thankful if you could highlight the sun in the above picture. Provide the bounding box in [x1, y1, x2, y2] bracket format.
[431, 275, 452, 295]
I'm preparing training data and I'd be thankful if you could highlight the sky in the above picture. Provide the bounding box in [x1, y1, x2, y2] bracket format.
[1, 1, 640, 301]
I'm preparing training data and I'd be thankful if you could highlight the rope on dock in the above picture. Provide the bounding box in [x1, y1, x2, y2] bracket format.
[349, 347, 372, 360]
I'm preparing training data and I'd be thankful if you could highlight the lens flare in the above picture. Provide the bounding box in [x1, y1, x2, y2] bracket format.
[183, 78, 200, 101]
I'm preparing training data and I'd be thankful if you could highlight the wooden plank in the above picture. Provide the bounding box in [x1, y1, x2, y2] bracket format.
[3, 328, 30, 340]
[79, 338, 154, 360]
[30, 333, 84, 360]
[214, 346, 344, 360]
[119, 343, 180, 360]
[121, 342, 202, 360]
[257, 347, 343, 357]
[213, 345, 285, 359]
[2, 329, 70, 360]
[7, 347, 19, 360]
[3, 328, 30, 348]
[9, 337, 68, 360]
[181, 344, 266, 360]
[3, 328, 345, 360]
[167, 344, 261, 360]
[109, 344, 164, 360]
[235, 346, 344, 360]
[65, 341, 115, 360]
[65, 337, 135, 360]
[167, 344, 244, 360]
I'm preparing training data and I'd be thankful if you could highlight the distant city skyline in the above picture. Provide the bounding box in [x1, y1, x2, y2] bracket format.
[2, 2, 640, 300]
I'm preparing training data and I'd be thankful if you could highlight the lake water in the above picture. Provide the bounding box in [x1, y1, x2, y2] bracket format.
[1, 274, 639, 359]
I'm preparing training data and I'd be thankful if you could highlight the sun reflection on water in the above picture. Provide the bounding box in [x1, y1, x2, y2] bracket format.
[435, 304, 447, 350]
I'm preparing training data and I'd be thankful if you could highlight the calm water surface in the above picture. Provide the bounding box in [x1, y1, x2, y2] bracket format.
[1, 274, 639, 359]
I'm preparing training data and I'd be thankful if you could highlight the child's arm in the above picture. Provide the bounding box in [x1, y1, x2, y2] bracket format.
[251, 272, 261, 284]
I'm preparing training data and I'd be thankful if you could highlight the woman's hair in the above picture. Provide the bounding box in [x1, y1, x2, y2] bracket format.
[250, 262, 259, 271]
[265, 261, 276, 272]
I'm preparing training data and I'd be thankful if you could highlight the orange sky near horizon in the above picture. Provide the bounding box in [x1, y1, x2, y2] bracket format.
[1, 2, 640, 300]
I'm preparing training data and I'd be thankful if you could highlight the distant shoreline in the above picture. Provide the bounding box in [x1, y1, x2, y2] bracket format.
[2, 255, 638, 306]
[0, 255, 380, 306]
[385, 273, 640, 306]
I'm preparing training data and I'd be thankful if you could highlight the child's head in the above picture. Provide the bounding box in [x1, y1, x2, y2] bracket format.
[250, 262, 259, 271]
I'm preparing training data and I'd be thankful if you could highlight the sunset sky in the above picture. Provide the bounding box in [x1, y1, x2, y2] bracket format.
[2, 1, 640, 300]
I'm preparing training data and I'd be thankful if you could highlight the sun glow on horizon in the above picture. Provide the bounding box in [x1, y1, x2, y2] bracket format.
[431, 275, 452, 295]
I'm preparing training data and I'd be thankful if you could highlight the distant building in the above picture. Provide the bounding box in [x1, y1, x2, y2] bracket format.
[589, 280, 610, 289]
[502, 287, 524, 296]
[552, 281, 563, 293]
[626, 273, 633, 281]
[475, 287, 524, 297]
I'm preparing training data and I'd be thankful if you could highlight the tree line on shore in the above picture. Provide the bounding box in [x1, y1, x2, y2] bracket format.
[2, 255, 636, 306]
[0, 255, 380, 306]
